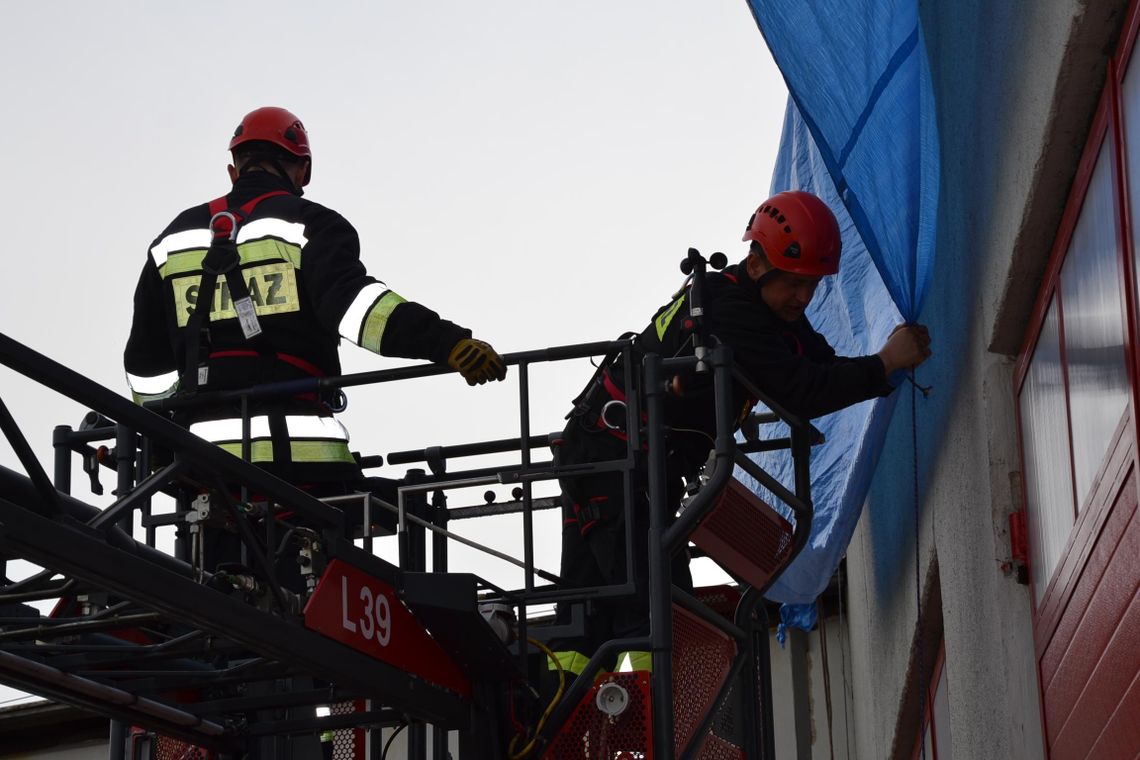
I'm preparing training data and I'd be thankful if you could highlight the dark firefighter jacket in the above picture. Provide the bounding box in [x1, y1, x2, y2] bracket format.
[597, 261, 894, 478]
[124, 171, 469, 481]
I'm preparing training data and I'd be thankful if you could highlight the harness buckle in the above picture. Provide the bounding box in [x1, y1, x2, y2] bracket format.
[599, 399, 627, 431]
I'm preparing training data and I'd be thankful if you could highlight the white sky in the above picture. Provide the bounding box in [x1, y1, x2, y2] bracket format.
[0, 1, 785, 708]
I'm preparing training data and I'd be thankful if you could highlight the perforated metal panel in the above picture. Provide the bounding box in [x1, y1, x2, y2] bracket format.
[153, 736, 212, 760]
[694, 731, 746, 759]
[689, 478, 794, 590]
[541, 672, 653, 759]
[671, 604, 737, 755]
[328, 700, 366, 760]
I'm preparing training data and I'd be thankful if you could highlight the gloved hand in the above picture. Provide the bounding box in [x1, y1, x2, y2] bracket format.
[877, 324, 932, 375]
[447, 338, 507, 385]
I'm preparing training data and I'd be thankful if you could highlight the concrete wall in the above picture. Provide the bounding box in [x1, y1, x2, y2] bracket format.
[842, 1, 1128, 758]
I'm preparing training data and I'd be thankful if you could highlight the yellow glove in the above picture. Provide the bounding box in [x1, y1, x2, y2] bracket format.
[447, 338, 507, 385]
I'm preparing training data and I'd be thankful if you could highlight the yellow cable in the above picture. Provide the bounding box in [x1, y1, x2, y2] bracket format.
[508, 637, 566, 760]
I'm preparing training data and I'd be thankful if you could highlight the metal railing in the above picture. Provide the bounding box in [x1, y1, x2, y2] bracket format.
[0, 323, 818, 760]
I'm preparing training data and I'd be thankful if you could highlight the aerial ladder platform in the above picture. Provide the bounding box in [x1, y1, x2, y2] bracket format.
[0, 250, 820, 760]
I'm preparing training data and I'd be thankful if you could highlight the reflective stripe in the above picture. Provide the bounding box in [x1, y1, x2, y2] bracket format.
[618, 650, 652, 672]
[153, 217, 305, 275]
[654, 294, 686, 340]
[189, 415, 350, 444]
[234, 238, 302, 269]
[126, 370, 180, 395]
[150, 229, 211, 268]
[236, 218, 307, 247]
[359, 291, 406, 352]
[548, 650, 591, 676]
[338, 283, 407, 351]
[162, 237, 303, 279]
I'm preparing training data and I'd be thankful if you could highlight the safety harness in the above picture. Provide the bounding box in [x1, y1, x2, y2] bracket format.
[181, 190, 289, 394]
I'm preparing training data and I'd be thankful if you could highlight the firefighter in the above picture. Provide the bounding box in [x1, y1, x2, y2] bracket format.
[552, 190, 931, 677]
[123, 106, 507, 542]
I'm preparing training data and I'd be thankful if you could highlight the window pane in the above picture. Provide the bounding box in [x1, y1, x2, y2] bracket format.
[1060, 138, 1128, 512]
[1019, 297, 1075, 603]
[1123, 43, 1140, 344]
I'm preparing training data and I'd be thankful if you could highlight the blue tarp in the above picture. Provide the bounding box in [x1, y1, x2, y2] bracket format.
[741, 1, 940, 612]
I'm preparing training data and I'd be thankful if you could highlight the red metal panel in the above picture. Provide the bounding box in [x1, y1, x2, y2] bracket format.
[1041, 482, 1140, 739]
[1049, 592, 1140, 758]
[1035, 418, 1134, 650]
[688, 479, 794, 591]
[1038, 439, 1134, 672]
[671, 604, 737, 755]
[541, 672, 654, 759]
[303, 559, 471, 698]
[694, 731, 746, 759]
[1085, 668, 1140, 758]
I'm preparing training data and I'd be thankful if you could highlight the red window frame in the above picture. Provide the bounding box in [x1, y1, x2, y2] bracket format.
[910, 640, 948, 760]
[1012, 6, 1140, 621]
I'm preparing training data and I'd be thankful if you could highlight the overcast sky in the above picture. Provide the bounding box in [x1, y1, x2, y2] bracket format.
[0, 2, 785, 706]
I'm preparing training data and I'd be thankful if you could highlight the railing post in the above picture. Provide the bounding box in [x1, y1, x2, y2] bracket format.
[644, 352, 675, 759]
[52, 425, 72, 494]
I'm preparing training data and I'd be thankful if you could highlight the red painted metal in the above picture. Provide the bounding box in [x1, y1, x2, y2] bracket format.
[303, 559, 471, 698]
[671, 604, 738, 755]
[694, 732, 746, 759]
[1034, 417, 1133, 654]
[909, 641, 947, 760]
[1039, 463, 1137, 697]
[688, 478, 794, 591]
[1010, 511, 1029, 566]
[541, 672, 654, 759]
[326, 700, 367, 760]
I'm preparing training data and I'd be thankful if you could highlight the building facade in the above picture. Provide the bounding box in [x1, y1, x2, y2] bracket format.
[837, 1, 1140, 758]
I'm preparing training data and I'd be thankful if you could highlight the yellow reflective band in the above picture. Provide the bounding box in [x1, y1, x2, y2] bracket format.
[234, 238, 302, 269]
[548, 650, 591, 676]
[131, 388, 178, 405]
[151, 229, 211, 268]
[160, 248, 208, 279]
[160, 238, 301, 280]
[655, 295, 686, 340]
[216, 439, 355, 465]
[359, 290, 407, 353]
[171, 262, 300, 327]
[619, 650, 653, 672]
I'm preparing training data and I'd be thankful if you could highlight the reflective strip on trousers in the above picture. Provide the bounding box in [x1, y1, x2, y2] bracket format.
[190, 415, 354, 465]
[619, 650, 652, 673]
[126, 370, 179, 402]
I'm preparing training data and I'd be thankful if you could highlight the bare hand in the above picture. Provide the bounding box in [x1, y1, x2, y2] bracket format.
[877, 324, 932, 375]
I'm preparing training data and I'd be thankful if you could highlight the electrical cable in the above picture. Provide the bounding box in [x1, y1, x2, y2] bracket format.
[507, 637, 565, 760]
[380, 723, 407, 760]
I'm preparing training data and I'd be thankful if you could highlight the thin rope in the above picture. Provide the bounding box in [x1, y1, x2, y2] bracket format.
[838, 565, 853, 759]
[912, 377, 928, 759]
[818, 599, 836, 760]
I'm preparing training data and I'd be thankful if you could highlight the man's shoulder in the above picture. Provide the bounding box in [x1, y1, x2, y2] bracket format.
[260, 194, 353, 233]
[148, 201, 211, 250]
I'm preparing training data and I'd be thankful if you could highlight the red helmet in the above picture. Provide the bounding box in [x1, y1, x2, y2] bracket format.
[742, 191, 842, 276]
[229, 107, 310, 157]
